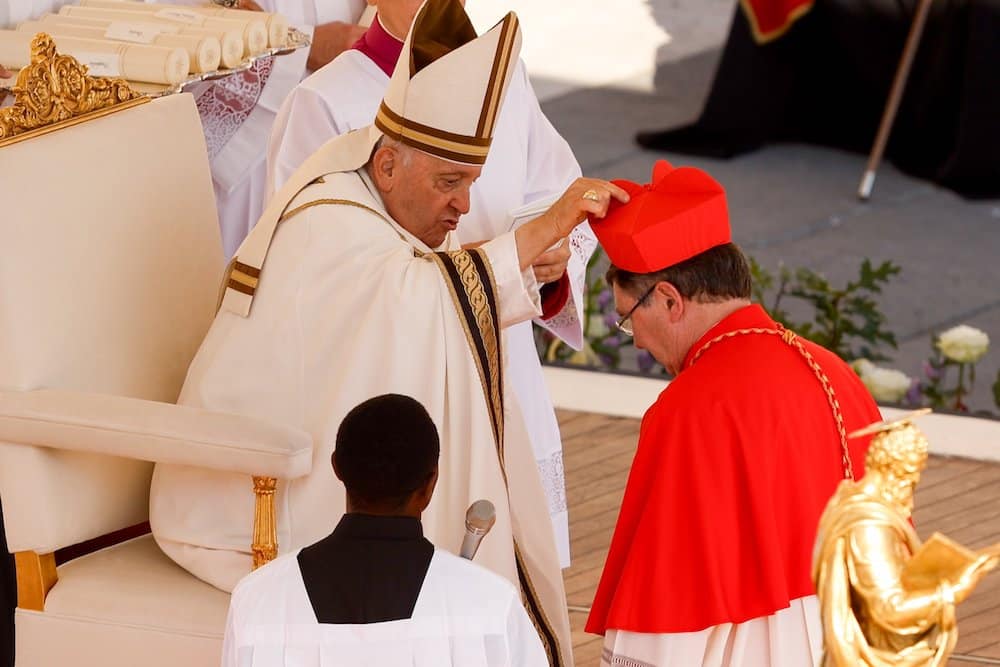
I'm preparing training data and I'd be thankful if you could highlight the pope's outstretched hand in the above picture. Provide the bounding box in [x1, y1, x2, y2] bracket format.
[515, 178, 629, 272]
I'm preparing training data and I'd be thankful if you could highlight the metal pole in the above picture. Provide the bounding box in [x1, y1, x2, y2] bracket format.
[857, 0, 935, 200]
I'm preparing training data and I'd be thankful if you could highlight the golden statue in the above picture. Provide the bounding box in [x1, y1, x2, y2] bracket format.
[813, 409, 1000, 666]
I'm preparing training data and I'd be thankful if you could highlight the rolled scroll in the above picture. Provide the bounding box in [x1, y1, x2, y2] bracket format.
[59, 5, 267, 56]
[182, 25, 243, 67]
[35, 14, 243, 68]
[187, 6, 287, 48]
[16, 19, 221, 73]
[0, 30, 190, 84]
[78, 0, 289, 48]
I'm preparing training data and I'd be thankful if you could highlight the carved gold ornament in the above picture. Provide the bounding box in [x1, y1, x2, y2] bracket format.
[251, 475, 278, 569]
[0, 33, 145, 147]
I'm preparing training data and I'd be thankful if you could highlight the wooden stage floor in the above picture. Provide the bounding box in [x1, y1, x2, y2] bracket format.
[558, 409, 1000, 666]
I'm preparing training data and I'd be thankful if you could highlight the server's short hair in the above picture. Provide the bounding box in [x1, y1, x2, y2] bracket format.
[605, 242, 752, 303]
[333, 394, 440, 508]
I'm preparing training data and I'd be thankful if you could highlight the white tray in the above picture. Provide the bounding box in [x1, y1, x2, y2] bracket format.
[142, 25, 311, 96]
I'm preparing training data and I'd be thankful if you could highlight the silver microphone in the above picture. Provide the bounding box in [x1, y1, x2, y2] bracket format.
[459, 499, 496, 560]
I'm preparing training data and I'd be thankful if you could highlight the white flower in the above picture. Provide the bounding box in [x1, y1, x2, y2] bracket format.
[851, 359, 912, 403]
[936, 325, 990, 364]
[860, 366, 913, 403]
[851, 358, 876, 377]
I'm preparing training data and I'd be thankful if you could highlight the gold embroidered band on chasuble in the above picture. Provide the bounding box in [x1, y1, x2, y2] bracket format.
[426, 247, 565, 667]
[426, 249, 505, 459]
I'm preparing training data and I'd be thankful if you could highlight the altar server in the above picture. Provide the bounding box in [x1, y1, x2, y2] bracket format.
[223, 394, 549, 667]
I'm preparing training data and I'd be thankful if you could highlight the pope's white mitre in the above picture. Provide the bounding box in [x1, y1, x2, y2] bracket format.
[221, 0, 523, 317]
[375, 0, 522, 165]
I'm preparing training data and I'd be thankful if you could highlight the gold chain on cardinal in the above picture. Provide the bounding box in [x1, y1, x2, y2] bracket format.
[688, 324, 855, 480]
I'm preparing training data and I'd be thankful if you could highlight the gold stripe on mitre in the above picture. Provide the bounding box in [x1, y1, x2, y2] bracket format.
[375, 102, 491, 165]
[476, 13, 520, 139]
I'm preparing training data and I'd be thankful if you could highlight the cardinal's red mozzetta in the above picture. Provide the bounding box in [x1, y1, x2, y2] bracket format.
[584, 160, 882, 663]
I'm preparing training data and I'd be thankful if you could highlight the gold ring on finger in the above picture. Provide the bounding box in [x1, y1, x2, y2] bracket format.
[582, 189, 601, 202]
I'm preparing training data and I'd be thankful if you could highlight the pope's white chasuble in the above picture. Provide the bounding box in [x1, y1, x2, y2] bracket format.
[151, 166, 573, 665]
[266, 46, 592, 567]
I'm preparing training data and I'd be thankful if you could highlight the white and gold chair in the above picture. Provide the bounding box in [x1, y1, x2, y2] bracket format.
[0, 35, 311, 666]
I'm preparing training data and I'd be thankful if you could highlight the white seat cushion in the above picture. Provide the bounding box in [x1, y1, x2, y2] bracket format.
[15, 535, 229, 666]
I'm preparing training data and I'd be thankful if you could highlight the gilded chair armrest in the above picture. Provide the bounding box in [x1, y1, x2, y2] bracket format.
[0, 389, 312, 478]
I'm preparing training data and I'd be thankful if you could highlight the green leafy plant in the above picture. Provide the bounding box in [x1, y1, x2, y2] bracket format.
[751, 259, 901, 362]
[914, 349, 964, 411]
[540, 253, 902, 374]
[748, 256, 792, 325]
[538, 251, 1000, 415]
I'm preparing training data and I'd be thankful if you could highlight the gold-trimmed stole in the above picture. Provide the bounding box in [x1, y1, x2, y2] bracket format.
[426, 249, 505, 461]
[427, 248, 565, 667]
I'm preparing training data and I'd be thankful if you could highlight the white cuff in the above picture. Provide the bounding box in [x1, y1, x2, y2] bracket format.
[481, 232, 542, 328]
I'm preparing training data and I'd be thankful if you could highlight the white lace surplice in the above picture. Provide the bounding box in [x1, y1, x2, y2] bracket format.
[197, 59, 275, 164]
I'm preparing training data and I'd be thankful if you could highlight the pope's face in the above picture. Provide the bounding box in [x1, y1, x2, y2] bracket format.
[383, 149, 481, 248]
